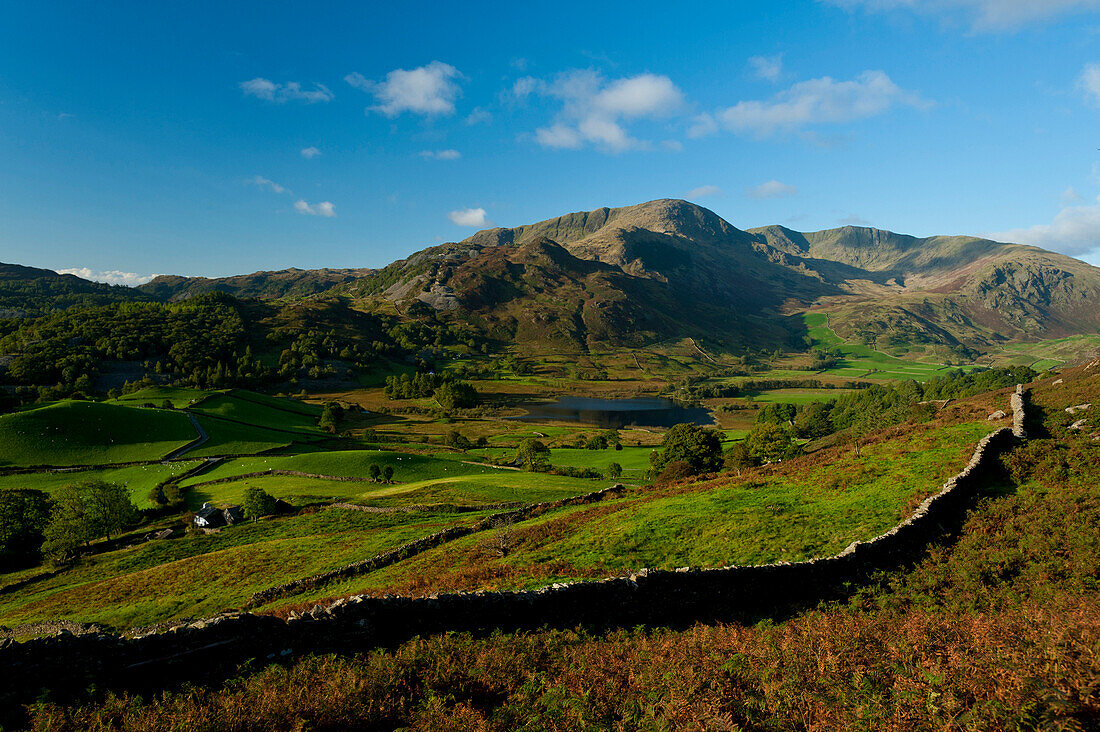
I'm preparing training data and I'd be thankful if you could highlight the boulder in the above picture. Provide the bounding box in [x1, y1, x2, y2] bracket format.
[1066, 403, 1092, 415]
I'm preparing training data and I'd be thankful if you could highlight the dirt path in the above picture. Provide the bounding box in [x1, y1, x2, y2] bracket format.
[163, 413, 209, 461]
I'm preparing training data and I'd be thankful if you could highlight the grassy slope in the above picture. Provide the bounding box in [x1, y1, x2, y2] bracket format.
[320, 419, 994, 599]
[182, 450, 603, 507]
[27, 366, 1100, 730]
[189, 393, 322, 434]
[0, 401, 197, 467]
[0, 510, 484, 629]
[0, 462, 200, 508]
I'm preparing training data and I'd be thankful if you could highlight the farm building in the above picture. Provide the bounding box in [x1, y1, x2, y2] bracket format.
[193, 502, 243, 528]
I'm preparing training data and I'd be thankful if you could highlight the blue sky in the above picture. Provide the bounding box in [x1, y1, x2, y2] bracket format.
[3, 0, 1100, 283]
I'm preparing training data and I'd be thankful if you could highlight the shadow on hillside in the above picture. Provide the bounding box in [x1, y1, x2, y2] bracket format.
[0, 443, 1023, 726]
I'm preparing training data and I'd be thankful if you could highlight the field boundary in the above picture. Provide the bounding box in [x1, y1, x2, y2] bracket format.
[0, 389, 1030, 701]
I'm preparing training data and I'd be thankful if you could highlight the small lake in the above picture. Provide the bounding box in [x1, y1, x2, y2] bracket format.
[513, 397, 715, 429]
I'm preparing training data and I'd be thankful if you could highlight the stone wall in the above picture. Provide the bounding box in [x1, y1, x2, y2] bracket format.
[0, 393, 1029, 706]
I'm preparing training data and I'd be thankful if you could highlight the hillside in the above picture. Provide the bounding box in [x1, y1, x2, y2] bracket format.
[347, 199, 1100, 355]
[0, 262, 149, 316]
[752, 223, 1100, 354]
[139, 267, 376, 302]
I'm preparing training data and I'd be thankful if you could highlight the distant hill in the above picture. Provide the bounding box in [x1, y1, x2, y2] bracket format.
[138, 267, 376, 302]
[0, 262, 149, 316]
[750, 223, 1100, 351]
[340, 199, 1100, 353]
[9, 199, 1100, 356]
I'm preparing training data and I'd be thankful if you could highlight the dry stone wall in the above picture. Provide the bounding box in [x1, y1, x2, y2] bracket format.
[0, 390, 1030, 704]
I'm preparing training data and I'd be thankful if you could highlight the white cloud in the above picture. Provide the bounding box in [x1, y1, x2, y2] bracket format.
[1079, 63, 1100, 104]
[239, 78, 333, 103]
[346, 61, 463, 117]
[448, 207, 490, 227]
[419, 149, 462, 160]
[821, 0, 1100, 32]
[839, 214, 872, 226]
[687, 113, 719, 139]
[994, 202, 1100, 257]
[300, 146, 321, 159]
[717, 70, 929, 138]
[294, 200, 336, 217]
[749, 54, 784, 82]
[525, 70, 685, 152]
[748, 180, 798, 199]
[465, 107, 492, 125]
[249, 175, 287, 194]
[661, 139, 684, 151]
[685, 185, 722, 199]
[58, 268, 158, 286]
[1063, 186, 1084, 205]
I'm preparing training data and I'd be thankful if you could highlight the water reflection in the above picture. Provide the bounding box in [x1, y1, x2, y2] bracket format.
[512, 397, 714, 429]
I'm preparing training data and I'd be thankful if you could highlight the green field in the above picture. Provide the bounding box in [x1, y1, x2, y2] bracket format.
[326, 420, 993, 597]
[0, 509, 483, 629]
[182, 449, 604, 507]
[0, 461, 201, 508]
[0, 401, 197, 467]
[187, 415, 322, 458]
[801, 312, 965, 381]
[114, 387, 219, 409]
[189, 391, 322, 434]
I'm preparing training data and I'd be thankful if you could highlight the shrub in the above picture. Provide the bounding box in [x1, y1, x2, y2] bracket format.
[649, 423, 723, 475]
[242, 486, 277, 520]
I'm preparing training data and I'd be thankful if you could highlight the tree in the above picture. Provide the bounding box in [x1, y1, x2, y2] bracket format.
[434, 381, 479, 410]
[319, 402, 343, 434]
[649, 423, 723, 475]
[369, 464, 382, 481]
[0, 489, 52, 562]
[243, 486, 277, 520]
[160, 399, 174, 410]
[41, 481, 137, 560]
[745, 423, 796, 465]
[724, 442, 755, 474]
[607, 462, 623, 478]
[516, 438, 551, 471]
[445, 429, 472, 450]
[654, 460, 695, 486]
[382, 465, 394, 482]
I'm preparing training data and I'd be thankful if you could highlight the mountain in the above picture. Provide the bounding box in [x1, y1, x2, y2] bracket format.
[344, 199, 1100, 354]
[0, 263, 149, 316]
[139, 267, 376, 302]
[750, 224, 1100, 351]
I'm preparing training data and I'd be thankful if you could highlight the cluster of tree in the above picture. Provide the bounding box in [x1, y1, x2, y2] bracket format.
[753, 367, 1039, 445]
[571, 430, 622, 450]
[649, 423, 724, 483]
[516, 438, 551, 471]
[242, 486, 278, 520]
[443, 429, 489, 450]
[0, 481, 140, 565]
[319, 402, 344, 433]
[384, 372, 479, 410]
[724, 422, 800, 471]
[0, 290, 490, 406]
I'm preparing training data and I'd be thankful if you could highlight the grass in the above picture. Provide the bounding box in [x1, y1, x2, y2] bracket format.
[113, 387, 219, 409]
[0, 401, 197, 467]
[187, 415, 321, 458]
[546, 446, 654, 474]
[0, 509, 483, 629]
[0, 461, 201, 508]
[189, 392, 322, 434]
[181, 450, 604, 507]
[333, 419, 994, 597]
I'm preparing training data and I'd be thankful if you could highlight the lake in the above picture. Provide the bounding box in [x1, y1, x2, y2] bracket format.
[513, 397, 715, 429]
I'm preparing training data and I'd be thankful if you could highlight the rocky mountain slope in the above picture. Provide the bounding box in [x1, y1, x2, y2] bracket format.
[10, 199, 1099, 355]
[349, 199, 1100, 352]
